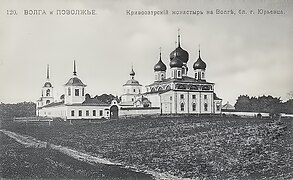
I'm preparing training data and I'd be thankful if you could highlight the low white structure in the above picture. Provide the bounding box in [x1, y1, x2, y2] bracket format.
[36, 61, 112, 120]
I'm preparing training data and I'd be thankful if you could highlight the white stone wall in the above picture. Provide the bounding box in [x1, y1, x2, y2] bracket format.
[160, 91, 214, 114]
[66, 105, 110, 120]
[119, 108, 161, 116]
[39, 105, 67, 119]
[64, 87, 85, 104]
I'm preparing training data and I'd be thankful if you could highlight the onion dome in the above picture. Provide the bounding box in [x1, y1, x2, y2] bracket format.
[130, 67, 135, 76]
[193, 50, 206, 70]
[169, 32, 189, 63]
[65, 77, 86, 86]
[154, 50, 167, 71]
[170, 56, 183, 68]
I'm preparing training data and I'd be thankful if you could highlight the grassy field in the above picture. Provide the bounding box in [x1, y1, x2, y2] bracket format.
[0, 132, 153, 179]
[1, 116, 293, 179]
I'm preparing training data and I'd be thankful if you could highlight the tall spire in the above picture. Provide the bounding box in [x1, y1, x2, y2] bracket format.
[159, 47, 162, 61]
[177, 28, 181, 47]
[46, 64, 50, 80]
[198, 44, 201, 58]
[73, 60, 77, 76]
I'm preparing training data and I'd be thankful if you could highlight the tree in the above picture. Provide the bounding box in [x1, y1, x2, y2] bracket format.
[234, 95, 251, 111]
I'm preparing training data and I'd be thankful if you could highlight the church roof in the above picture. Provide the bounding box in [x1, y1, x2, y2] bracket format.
[82, 98, 110, 106]
[123, 79, 142, 86]
[42, 101, 64, 108]
[222, 102, 235, 110]
[213, 93, 222, 100]
[146, 76, 214, 87]
[65, 77, 87, 87]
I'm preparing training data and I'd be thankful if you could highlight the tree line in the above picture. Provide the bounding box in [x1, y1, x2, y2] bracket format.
[0, 102, 36, 118]
[235, 95, 293, 114]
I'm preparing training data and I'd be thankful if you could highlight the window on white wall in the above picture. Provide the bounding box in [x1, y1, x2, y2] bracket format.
[99, 110, 103, 116]
[204, 103, 208, 111]
[93, 110, 96, 116]
[75, 89, 79, 96]
[86, 110, 89, 116]
[192, 103, 196, 111]
[71, 110, 74, 116]
[216, 105, 220, 111]
[180, 94, 184, 99]
[204, 95, 207, 99]
[46, 89, 50, 96]
[180, 103, 184, 111]
[79, 110, 82, 116]
[192, 95, 196, 99]
[68, 87, 71, 96]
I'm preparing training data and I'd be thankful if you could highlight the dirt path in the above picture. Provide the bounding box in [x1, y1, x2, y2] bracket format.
[0, 130, 154, 179]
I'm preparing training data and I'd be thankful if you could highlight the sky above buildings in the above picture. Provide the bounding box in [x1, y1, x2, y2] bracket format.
[0, 0, 292, 105]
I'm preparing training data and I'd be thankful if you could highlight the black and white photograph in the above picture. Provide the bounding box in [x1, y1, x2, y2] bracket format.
[0, 0, 292, 179]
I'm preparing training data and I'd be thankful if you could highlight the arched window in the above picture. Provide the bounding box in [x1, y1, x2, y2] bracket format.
[161, 73, 164, 79]
[68, 87, 71, 96]
[202, 72, 205, 79]
[192, 103, 196, 111]
[158, 87, 163, 91]
[46, 89, 50, 96]
[180, 103, 184, 111]
[195, 72, 198, 79]
[204, 103, 208, 111]
[46, 100, 50, 104]
[166, 85, 171, 90]
[151, 87, 156, 92]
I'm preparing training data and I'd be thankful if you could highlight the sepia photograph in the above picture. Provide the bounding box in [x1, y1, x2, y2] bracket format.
[0, 0, 292, 179]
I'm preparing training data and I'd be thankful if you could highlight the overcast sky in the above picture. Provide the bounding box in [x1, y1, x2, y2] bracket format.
[0, 0, 292, 105]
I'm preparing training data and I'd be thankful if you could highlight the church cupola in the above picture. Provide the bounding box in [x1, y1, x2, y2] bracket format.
[121, 66, 142, 103]
[64, 60, 87, 105]
[154, 48, 167, 82]
[170, 51, 183, 79]
[193, 48, 207, 81]
[170, 29, 189, 76]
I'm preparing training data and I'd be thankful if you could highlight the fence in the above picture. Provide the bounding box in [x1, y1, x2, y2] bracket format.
[13, 116, 54, 126]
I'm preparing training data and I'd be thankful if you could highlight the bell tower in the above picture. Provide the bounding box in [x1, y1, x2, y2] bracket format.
[38, 64, 54, 108]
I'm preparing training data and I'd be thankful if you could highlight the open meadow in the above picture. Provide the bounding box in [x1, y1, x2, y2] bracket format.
[1, 116, 293, 179]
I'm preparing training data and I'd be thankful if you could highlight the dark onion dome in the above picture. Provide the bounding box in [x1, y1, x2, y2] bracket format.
[169, 34, 189, 63]
[43, 82, 52, 87]
[124, 79, 142, 86]
[130, 67, 135, 76]
[170, 56, 183, 68]
[154, 51, 167, 71]
[193, 50, 206, 70]
[65, 77, 87, 86]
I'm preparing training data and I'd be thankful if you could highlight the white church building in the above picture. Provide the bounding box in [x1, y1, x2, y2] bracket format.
[36, 61, 116, 120]
[118, 32, 222, 115]
[36, 31, 222, 120]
